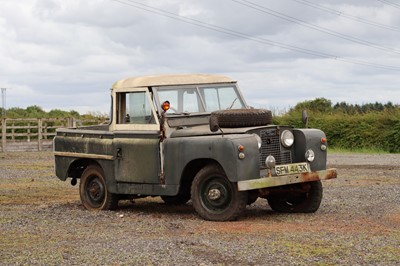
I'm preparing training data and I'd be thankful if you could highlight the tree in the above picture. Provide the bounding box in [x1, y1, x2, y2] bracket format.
[290, 98, 333, 113]
[26, 105, 46, 118]
[6, 107, 26, 118]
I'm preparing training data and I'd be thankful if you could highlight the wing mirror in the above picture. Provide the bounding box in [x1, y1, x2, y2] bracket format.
[209, 116, 219, 132]
[302, 110, 309, 128]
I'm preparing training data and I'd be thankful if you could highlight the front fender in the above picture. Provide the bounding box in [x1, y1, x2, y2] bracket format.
[293, 129, 327, 171]
[164, 134, 260, 184]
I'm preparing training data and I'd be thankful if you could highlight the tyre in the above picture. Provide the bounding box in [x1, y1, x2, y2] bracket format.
[267, 181, 323, 213]
[210, 109, 272, 128]
[191, 164, 248, 221]
[80, 165, 119, 211]
[161, 194, 191, 205]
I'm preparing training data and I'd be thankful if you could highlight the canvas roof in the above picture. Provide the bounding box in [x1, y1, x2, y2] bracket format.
[112, 74, 236, 89]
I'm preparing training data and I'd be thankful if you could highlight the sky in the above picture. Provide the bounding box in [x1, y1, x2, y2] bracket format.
[1, 0, 400, 114]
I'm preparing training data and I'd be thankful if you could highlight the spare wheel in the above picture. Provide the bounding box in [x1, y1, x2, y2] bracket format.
[210, 109, 273, 128]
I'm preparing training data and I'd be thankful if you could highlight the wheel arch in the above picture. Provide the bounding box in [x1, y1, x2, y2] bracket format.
[178, 159, 223, 195]
[67, 158, 103, 180]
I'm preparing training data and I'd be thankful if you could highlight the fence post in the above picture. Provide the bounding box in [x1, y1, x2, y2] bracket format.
[67, 118, 72, 128]
[44, 121, 48, 140]
[38, 118, 43, 151]
[1, 118, 6, 152]
[11, 123, 15, 141]
[67, 117, 77, 128]
[27, 122, 31, 142]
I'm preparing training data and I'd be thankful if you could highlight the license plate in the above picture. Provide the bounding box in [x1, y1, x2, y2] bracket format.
[275, 162, 310, 176]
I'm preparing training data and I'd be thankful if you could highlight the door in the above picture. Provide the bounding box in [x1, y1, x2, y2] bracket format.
[112, 90, 161, 184]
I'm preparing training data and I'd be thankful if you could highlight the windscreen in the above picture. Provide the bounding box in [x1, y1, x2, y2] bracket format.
[156, 85, 245, 115]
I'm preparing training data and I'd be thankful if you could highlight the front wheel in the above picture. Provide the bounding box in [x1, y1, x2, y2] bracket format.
[267, 181, 323, 213]
[191, 164, 247, 221]
[80, 165, 119, 211]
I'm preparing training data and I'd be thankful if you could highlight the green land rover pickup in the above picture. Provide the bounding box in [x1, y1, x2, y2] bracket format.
[54, 74, 337, 221]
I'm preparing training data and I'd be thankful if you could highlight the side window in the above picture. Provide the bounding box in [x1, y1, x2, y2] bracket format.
[117, 92, 156, 124]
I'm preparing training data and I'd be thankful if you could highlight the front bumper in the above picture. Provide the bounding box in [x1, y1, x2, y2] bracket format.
[237, 168, 337, 191]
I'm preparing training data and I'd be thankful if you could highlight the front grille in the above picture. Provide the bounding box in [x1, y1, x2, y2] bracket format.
[259, 128, 292, 168]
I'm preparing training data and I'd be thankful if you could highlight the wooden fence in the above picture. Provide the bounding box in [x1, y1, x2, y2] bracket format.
[0, 118, 106, 152]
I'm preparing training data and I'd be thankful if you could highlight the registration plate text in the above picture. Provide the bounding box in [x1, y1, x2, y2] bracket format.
[275, 162, 310, 176]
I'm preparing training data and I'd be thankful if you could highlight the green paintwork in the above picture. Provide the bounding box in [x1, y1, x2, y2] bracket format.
[113, 137, 160, 183]
[163, 134, 260, 185]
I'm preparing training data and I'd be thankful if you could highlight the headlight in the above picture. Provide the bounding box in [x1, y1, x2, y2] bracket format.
[254, 134, 262, 149]
[280, 130, 294, 148]
[305, 149, 315, 162]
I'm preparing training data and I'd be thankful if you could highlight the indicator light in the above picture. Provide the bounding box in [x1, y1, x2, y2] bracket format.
[161, 101, 170, 111]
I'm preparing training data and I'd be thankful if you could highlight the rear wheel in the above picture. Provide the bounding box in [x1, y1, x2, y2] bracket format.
[267, 181, 323, 213]
[80, 165, 119, 211]
[191, 164, 247, 221]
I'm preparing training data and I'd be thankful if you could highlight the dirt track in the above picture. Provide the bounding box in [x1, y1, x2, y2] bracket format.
[0, 152, 399, 265]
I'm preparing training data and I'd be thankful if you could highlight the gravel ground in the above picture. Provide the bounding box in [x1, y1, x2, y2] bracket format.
[0, 152, 399, 265]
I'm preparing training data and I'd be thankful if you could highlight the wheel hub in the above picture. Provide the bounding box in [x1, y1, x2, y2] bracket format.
[89, 182, 101, 200]
[208, 188, 221, 200]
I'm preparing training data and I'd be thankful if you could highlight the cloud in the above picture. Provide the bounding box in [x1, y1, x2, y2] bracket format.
[0, 0, 399, 114]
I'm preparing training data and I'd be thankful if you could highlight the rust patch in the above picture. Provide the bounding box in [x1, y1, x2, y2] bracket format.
[324, 169, 338, 180]
[300, 171, 319, 183]
[299, 168, 337, 183]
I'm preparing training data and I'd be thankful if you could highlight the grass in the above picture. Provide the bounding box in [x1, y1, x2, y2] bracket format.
[328, 147, 390, 154]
